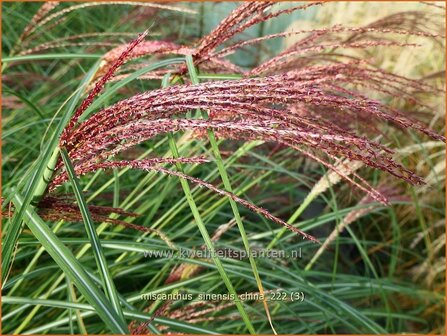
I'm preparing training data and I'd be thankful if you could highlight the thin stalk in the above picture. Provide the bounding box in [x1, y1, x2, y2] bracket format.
[162, 73, 256, 334]
[186, 54, 276, 334]
[66, 276, 74, 335]
[66, 277, 88, 334]
[267, 192, 315, 249]
[113, 168, 119, 208]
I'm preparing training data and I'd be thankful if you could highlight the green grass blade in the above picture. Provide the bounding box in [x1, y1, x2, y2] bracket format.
[11, 193, 128, 334]
[1, 62, 100, 283]
[60, 148, 127, 329]
[3, 296, 219, 334]
[2, 53, 102, 63]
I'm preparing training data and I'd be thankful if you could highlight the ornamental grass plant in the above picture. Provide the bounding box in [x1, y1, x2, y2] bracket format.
[2, 1, 445, 334]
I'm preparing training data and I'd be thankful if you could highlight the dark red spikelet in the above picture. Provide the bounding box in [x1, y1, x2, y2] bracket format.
[60, 29, 149, 148]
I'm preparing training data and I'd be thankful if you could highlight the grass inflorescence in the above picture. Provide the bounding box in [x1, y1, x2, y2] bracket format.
[2, 1, 445, 334]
